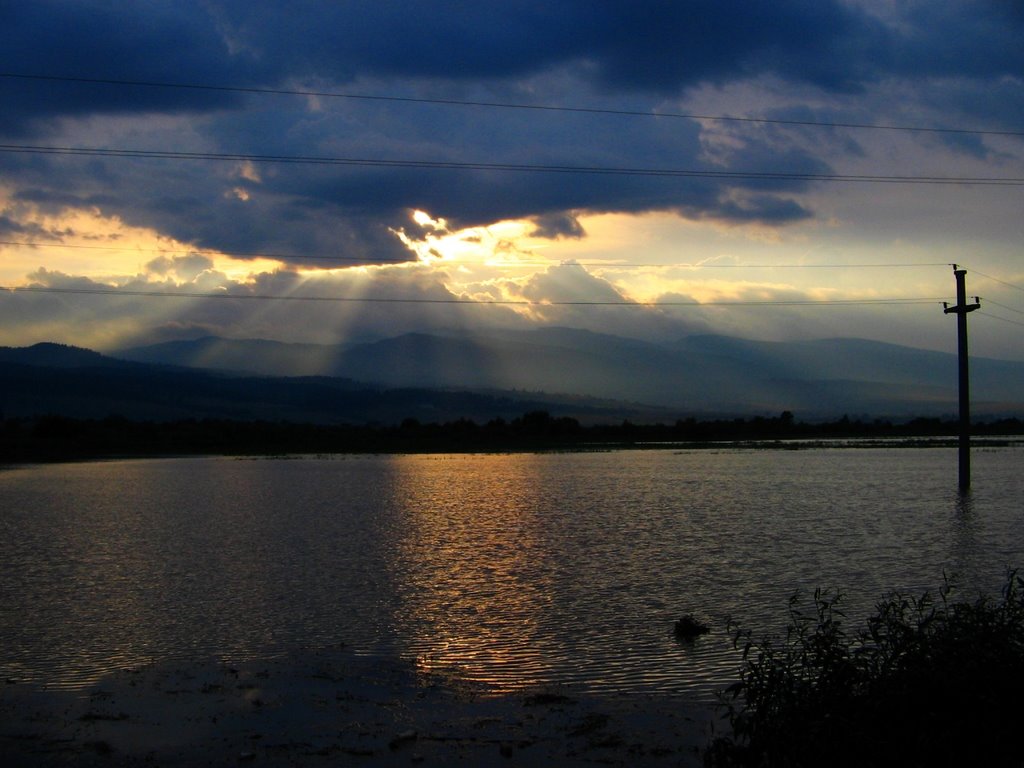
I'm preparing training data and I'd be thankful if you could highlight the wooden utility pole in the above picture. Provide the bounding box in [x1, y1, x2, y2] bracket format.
[943, 265, 980, 491]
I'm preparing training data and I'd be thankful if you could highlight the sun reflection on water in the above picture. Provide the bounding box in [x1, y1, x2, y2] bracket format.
[385, 454, 557, 692]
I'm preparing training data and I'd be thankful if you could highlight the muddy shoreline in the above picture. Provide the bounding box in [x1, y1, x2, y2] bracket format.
[1, 648, 722, 767]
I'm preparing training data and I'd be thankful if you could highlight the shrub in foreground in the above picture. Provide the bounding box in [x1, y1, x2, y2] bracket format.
[706, 572, 1024, 767]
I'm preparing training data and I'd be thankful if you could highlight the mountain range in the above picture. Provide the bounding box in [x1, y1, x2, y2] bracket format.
[2, 328, 1023, 424]
[115, 328, 1024, 419]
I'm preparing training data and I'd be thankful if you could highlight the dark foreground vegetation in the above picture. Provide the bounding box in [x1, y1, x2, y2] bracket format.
[705, 572, 1024, 767]
[2, 411, 1023, 463]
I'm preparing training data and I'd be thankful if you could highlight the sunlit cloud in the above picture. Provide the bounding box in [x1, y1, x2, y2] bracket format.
[0, 201, 298, 288]
[145, 254, 215, 281]
[235, 161, 261, 184]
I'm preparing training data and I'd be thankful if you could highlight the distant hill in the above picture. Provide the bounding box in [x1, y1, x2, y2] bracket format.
[113, 329, 1024, 419]
[0, 342, 132, 369]
[112, 337, 341, 377]
[0, 343, 663, 425]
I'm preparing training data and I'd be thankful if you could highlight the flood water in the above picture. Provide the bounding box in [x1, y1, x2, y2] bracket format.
[2, 445, 1022, 701]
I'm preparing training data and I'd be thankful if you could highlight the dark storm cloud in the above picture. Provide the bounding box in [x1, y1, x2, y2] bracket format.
[530, 213, 586, 240]
[5, 2, 1021, 124]
[708, 195, 812, 225]
[895, 1, 1024, 81]
[0, 1, 257, 136]
[206, 0, 890, 93]
[12, 1, 1014, 103]
[1, 1, 1020, 265]
[0, 214, 56, 240]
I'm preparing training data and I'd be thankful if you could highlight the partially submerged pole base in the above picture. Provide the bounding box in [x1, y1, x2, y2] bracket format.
[942, 266, 980, 491]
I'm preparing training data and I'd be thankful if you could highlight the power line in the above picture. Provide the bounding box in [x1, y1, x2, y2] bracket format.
[0, 239, 949, 270]
[2, 285, 944, 308]
[960, 271, 1024, 324]
[3, 143, 1024, 186]
[967, 267, 1024, 294]
[981, 298, 1024, 317]
[0, 240, 410, 265]
[2, 72, 1022, 138]
[513, 261, 950, 269]
[978, 311, 1024, 328]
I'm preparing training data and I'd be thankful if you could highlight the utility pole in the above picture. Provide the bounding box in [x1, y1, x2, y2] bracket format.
[943, 265, 980, 491]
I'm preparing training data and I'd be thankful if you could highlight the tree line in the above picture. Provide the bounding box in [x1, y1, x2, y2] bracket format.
[2, 410, 1022, 463]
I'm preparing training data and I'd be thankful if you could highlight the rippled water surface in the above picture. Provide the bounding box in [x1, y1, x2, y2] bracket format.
[2, 446, 1022, 700]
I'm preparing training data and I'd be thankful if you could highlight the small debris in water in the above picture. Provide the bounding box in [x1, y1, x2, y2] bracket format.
[389, 729, 418, 750]
[673, 615, 710, 640]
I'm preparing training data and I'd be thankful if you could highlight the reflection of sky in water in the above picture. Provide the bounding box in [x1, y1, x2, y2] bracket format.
[1, 448, 1022, 699]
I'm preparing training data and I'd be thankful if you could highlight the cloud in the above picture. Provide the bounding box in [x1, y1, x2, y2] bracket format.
[193, 1, 896, 94]
[0, 1, 915, 259]
[485, 262, 706, 340]
[5, 3, 1022, 131]
[711, 194, 813, 224]
[0, 213, 59, 240]
[530, 213, 586, 240]
[0, 2, 253, 136]
[145, 253, 215, 281]
[2, 254, 1018, 361]
[1, 261, 540, 349]
[11, 2, 1016, 118]
[2, 1, 1015, 264]
[0, 94, 824, 265]
[895, 1, 1024, 81]
[0, 1, 1022, 363]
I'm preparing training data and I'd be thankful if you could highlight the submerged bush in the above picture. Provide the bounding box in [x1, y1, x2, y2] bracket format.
[706, 571, 1024, 767]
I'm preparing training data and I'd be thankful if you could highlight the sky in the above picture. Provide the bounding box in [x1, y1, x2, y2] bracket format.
[1, 0, 1022, 360]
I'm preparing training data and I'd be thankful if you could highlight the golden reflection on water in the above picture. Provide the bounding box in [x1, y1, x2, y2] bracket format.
[385, 453, 563, 692]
